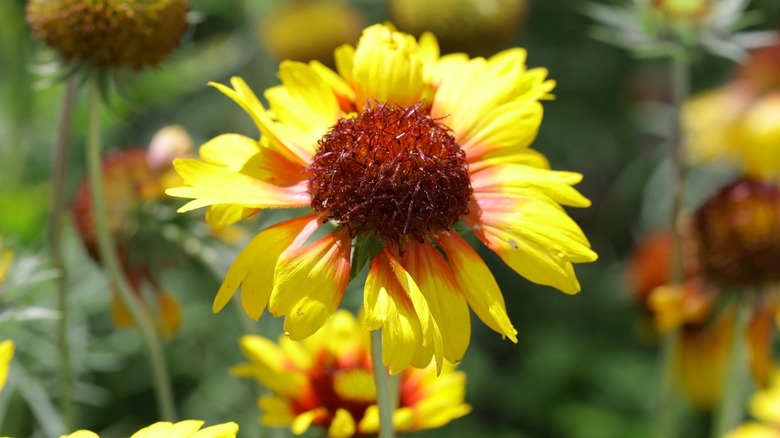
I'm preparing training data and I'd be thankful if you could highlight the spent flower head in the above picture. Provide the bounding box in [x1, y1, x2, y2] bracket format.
[586, 0, 776, 60]
[26, 0, 189, 72]
[168, 23, 597, 373]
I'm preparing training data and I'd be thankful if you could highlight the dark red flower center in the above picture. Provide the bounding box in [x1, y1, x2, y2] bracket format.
[307, 102, 471, 247]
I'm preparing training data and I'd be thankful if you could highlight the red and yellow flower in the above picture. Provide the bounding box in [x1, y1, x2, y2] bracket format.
[168, 23, 597, 372]
[683, 44, 780, 181]
[232, 310, 470, 437]
[74, 126, 194, 336]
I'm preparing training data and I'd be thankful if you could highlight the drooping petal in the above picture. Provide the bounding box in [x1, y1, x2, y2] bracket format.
[674, 318, 733, 410]
[747, 306, 774, 388]
[466, 194, 597, 294]
[213, 215, 319, 319]
[269, 229, 352, 340]
[470, 164, 591, 208]
[352, 24, 426, 109]
[167, 159, 310, 212]
[434, 232, 517, 342]
[401, 240, 471, 364]
[363, 250, 424, 374]
[204, 204, 259, 230]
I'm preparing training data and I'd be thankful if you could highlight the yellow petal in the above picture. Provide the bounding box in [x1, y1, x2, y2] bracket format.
[258, 396, 295, 426]
[198, 134, 305, 187]
[468, 146, 550, 173]
[364, 250, 423, 374]
[459, 100, 542, 162]
[470, 164, 591, 208]
[674, 319, 733, 410]
[167, 159, 310, 212]
[191, 423, 239, 438]
[209, 79, 313, 167]
[269, 230, 352, 340]
[352, 24, 425, 109]
[131, 421, 202, 438]
[466, 194, 597, 294]
[291, 408, 328, 435]
[723, 422, 780, 438]
[308, 60, 356, 109]
[60, 431, 100, 438]
[205, 204, 258, 230]
[434, 232, 518, 342]
[234, 335, 306, 396]
[328, 409, 356, 438]
[401, 241, 470, 364]
[269, 62, 341, 149]
[213, 215, 318, 319]
[334, 44, 356, 85]
[209, 77, 267, 134]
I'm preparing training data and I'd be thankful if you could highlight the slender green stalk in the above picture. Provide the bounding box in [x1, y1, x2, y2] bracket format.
[85, 77, 177, 422]
[711, 299, 751, 438]
[370, 330, 395, 438]
[51, 77, 78, 431]
[657, 50, 691, 438]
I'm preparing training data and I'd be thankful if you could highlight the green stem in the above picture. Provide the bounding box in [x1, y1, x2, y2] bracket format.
[51, 77, 78, 432]
[85, 77, 177, 422]
[711, 300, 751, 438]
[370, 330, 395, 438]
[657, 50, 690, 438]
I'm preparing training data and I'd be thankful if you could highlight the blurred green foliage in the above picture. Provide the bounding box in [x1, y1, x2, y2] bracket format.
[0, 0, 776, 437]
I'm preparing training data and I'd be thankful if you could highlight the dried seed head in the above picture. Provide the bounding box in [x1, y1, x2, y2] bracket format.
[26, 0, 188, 71]
[693, 177, 780, 286]
[308, 102, 472, 248]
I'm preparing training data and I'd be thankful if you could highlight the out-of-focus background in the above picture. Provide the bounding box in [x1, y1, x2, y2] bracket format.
[2, 0, 780, 437]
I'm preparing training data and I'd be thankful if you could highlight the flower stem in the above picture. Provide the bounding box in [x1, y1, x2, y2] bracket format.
[657, 50, 690, 438]
[85, 76, 177, 422]
[51, 77, 78, 432]
[370, 330, 395, 438]
[711, 299, 751, 438]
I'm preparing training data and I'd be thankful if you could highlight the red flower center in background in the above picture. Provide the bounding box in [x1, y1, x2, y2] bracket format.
[307, 102, 472, 248]
[694, 177, 780, 286]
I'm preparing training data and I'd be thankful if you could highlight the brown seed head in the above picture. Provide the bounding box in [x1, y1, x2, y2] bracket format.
[308, 102, 472, 248]
[26, 0, 189, 71]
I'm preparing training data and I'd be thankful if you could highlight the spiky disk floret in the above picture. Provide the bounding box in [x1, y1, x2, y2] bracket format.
[308, 102, 472, 248]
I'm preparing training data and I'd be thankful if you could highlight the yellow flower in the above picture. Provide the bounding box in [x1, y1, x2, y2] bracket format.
[725, 370, 780, 438]
[168, 23, 597, 372]
[232, 310, 470, 437]
[60, 420, 238, 438]
[0, 340, 14, 393]
[683, 44, 780, 181]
